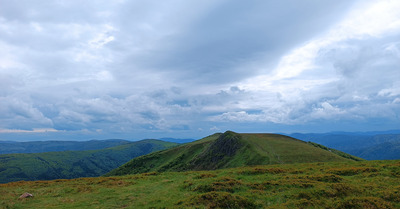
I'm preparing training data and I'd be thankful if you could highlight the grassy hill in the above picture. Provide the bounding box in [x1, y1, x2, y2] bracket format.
[0, 139, 177, 183]
[106, 131, 361, 176]
[0, 139, 133, 154]
[1, 160, 399, 208]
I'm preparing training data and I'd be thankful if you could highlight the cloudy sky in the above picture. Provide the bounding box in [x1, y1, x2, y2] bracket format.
[1, 0, 399, 141]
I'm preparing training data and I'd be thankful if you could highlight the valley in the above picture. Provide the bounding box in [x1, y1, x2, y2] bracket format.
[0, 140, 177, 183]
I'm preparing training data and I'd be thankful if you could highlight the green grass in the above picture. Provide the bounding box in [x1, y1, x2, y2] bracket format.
[1, 160, 399, 208]
[241, 133, 356, 164]
[0, 140, 178, 183]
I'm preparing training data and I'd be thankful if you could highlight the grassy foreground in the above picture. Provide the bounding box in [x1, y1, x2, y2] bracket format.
[1, 160, 399, 208]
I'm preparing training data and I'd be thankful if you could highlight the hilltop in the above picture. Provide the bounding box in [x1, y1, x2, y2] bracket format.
[106, 131, 361, 176]
[0, 139, 177, 183]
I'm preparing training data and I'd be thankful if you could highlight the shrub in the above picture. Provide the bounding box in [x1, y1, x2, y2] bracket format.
[240, 167, 287, 175]
[303, 174, 343, 183]
[336, 197, 393, 209]
[285, 198, 321, 208]
[183, 191, 257, 209]
[192, 177, 242, 193]
[196, 173, 217, 179]
[141, 172, 158, 176]
[323, 183, 357, 198]
[328, 167, 378, 176]
[380, 186, 400, 202]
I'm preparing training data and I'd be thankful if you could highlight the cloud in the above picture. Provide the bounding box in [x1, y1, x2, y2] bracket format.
[0, 0, 399, 140]
[0, 96, 53, 129]
[230, 0, 400, 125]
[0, 128, 59, 133]
[122, 0, 355, 84]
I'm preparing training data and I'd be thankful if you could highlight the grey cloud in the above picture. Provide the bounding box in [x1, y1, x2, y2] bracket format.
[0, 96, 53, 129]
[2, 0, 398, 140]
[129, 0, 355, 84]
[208, 32, 400, 124]
[0, 0, 116, 23]
[318, 35, 400, 102]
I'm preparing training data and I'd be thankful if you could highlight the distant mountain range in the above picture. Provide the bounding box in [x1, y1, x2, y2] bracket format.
[0, 139, 131, 154]
[158, 137, 196, 144]
[0, 138, 194, 155]
[106, 131, 360, 176]
[1, 130, 399, 184]
[0, 139, 177, 183]
[289, 132, 400, 160]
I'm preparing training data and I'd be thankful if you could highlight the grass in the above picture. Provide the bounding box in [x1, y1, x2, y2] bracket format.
[1, 160, 399, 208]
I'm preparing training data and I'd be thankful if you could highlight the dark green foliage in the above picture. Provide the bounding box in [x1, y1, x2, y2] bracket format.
[189, 131, 243, 170]
[0, 139, 177, 183]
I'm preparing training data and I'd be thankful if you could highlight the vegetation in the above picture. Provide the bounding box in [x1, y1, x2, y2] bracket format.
[355, 141, 400, 160]
[307, 141, 363, 161]
[291, 133, 400, 160]
[1, 160, 399, 208]
[106, 131, 360, 176]
[0, 139, 132, 154]
[0, 140, 177, 183]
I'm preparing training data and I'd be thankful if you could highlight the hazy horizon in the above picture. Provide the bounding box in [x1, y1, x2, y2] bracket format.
[1, 0, 399, 141]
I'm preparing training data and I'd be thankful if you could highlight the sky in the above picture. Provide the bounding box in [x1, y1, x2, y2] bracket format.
[0, 0, 399, 141]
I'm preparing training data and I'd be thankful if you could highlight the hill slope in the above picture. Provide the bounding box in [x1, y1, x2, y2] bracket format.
[0, 139, 177, 183]
[106, 131, 360, 176]
[2, 160, 399, 208]
[0, 139, 131, 154]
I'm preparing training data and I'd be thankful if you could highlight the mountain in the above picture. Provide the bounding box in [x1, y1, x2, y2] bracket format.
[158, 137, 196, 144]
[352, 141, 400, 160]
[0, 139, 131, 154]
[290, 133, 400, 160]
[0, 139, 178, 183]
[106, 131, 360, 176]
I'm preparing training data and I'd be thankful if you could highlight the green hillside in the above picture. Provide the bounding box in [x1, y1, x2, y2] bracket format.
[0, 139, 132, 154]
[106, 131, 361, 176]
[1, 160, 399, 208]
[0, 139, 177, 183]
